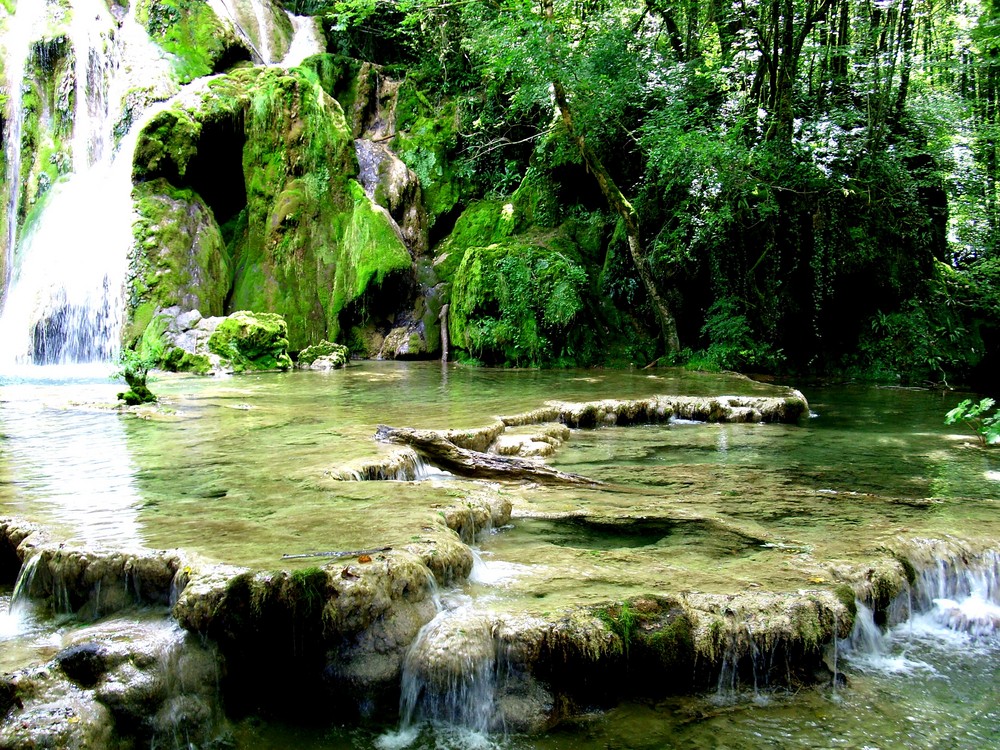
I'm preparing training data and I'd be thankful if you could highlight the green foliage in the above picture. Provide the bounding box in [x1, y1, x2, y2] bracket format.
[449, 238, 589, 367]
[695, 297, 784, 372]
[945, 398, 1000, 446]
[114, 349, 157, 406]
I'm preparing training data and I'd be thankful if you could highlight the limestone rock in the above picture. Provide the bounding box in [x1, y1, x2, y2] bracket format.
[207, 310, 293, 372]
[297, 340, 349, 370]
[130, 66, 413, 350]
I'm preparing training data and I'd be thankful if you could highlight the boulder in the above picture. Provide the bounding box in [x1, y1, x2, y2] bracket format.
[207, 310, 293, 371]
[297, 340, 349, 370]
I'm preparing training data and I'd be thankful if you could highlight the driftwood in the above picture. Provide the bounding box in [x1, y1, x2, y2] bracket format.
[281, 545, 392, 560]
[375, 425, 601, 486]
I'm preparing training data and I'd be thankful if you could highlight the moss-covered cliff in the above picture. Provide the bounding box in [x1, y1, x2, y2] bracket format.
[130, 64, 413, 350]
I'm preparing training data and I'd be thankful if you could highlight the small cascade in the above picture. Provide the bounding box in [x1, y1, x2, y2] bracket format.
[396, 606, 500, 738]
[842, 551, 1000, 675]
[329, 449, 453, 482]
[151, 623, 227, 749]
[908, 549, 1000, 636]
[842, 601, 890, 657]
[9, 552, 43, 617]
[250, 0, 273, 65]
[468, 549, 520, 587]
[713, 624, 771, 702]
[281, 14, 325, 68]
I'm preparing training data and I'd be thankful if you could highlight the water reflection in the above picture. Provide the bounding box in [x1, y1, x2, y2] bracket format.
[0, 366, 142, 547]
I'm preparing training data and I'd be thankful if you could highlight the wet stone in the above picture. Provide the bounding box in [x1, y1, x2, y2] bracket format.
[56, 644, 108, 688]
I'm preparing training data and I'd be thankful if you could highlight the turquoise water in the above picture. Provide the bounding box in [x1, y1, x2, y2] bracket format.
[1, 364, 998, 747]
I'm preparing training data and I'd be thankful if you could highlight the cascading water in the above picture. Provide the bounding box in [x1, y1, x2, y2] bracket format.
[2, 0, 46, 289]
[383, 602, 501, 750]
[842, 551, 1000, 675]
[0, 0, 141, 366]
[282, 14, 324, 68]
[0, 0, 324, 369]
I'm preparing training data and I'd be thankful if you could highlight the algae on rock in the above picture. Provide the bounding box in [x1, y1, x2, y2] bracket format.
[128, 178, 232, 343]
[134, 0, 252, 82]
[130, 65, 415, 350]
[449, 235, 589, 366]
[207, 309, 292, 371]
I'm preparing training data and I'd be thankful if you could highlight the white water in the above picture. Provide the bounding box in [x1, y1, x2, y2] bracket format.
[0, 0, 322, 368]
[251, 0, 273, 65]
[0, 1, 149, 365]
[843, 552, 1000, 676]
[282, 14, 325, 68]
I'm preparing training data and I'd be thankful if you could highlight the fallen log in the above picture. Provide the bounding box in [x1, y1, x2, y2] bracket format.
[375, 425, 601, 486]
[281, 545, 392, 560]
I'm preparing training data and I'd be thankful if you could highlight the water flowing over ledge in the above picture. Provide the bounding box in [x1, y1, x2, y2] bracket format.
[4, 498, 998, 746]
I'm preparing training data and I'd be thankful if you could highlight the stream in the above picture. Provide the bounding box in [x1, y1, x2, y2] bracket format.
[1, 362, 998, 747]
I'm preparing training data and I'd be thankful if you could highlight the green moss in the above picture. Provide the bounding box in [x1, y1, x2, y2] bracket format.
[135, 0, 244, 82]
[448, 235, 589, 366]
[296, 54, 362, 109]
[327, 180, 412, 337]
[298, 340, 349, 368]
[132, 107, 203, 180]
[208, 311, 293, 371]
[392, 86, 462, 225]
[432, 200, 515, 284]
[646, 611, 695, 668]
[599, 601, 639, 657]
[834, 584, 859, 619]
[895, 555, 918, 586]
[512, 168, 562, 230]
[129, 179, 231, 323]
[286, 567, 329, 618]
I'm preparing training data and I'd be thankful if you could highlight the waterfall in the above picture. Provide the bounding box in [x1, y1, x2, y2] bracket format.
[390, 605, 501, 746]
[842, 551, 1000, 673]
[0, 1, 138, 366]
[251, 0, 273, 65]
[0, 0, 323, 368]
[282, 14, 324, 68]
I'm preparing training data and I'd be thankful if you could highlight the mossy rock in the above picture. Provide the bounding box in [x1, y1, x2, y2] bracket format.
[391, 84, 462, 227]
[326, 180, 413, 339]
[297, 340, 349, 369]
[207, 310, 293, 371]
[449, 235, 590, 367]
[129, 179, 232, 325]
[432, 200, 515, 285]
[134, 0, 250, 82]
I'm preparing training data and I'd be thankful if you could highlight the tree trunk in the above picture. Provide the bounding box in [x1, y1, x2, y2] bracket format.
[376, 425, 600, 486]
[542, 0, 680, 352]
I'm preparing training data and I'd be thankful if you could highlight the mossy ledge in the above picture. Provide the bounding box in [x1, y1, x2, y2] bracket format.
[2, 517, 997, 734]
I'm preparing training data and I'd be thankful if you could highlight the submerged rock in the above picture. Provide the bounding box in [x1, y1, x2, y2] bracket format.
[56, 644, 109, 689]
[1, 616, 227, 749]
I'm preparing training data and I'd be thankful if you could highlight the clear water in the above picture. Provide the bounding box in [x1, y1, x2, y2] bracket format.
[1, 364, 998, 747]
